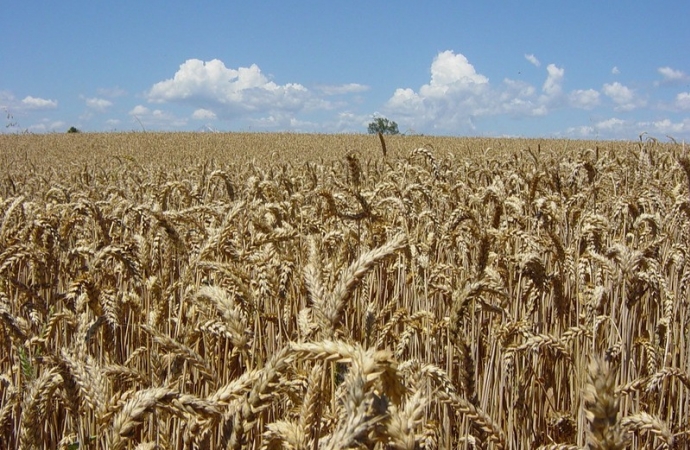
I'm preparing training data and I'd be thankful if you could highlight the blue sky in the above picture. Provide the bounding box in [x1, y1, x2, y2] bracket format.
[2, 1, 689, 140]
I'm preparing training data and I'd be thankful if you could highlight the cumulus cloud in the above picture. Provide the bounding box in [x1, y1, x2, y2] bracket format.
[384, 51, 579, 131]
[21, 96, 58, 110]
[129, 105, 150, 116]
[602, 82, 643, 111]
[147, 59, 327, 118]
[596, 117, 626, 130]
[192, 108, 217, 120]
[602, 82, 632, 103]
[315, 83, 369, 95]
[386, 88, 424, 114]
[385, 50, 689, 139]
[84, 97, 113, 112]
[676, 92, 690, 110]
[129, 105, 187, 129]
[564, 125, 596, 138]
[643, 118, 686, 134]
[657, 66, 689, 85]
[524, 54, 540, 67]
[563, 117, 627, 138]
[501, 79, 536, 98]
[569, 89, 600, 109]
[426, 50, 488, 91]
[332, 111, 372, 131]
[542, 64, 564, 98]
[384, 50, 494, 130]
[565, 116, 690, 140]
[611, 66, 620, 75]
[27, 120, 66, 132]
[245, 113, 315, 130]
[632, 118, 690, 139]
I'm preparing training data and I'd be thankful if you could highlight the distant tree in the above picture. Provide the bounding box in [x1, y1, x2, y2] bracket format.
[4, 108, 18, 130]
[67, 126, 81, 133]
[367, 117, 399, 135]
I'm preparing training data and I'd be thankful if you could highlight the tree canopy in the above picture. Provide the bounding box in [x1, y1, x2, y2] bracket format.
[367, 117, 399, 135]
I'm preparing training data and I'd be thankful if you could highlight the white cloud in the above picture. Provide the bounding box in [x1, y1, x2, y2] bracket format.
[566, 118, 629, 139]
[611, 66, 620, 75]
[643, 118, 686, 134]
[333, 111, 372, 131]
[563, 117, 629, 138]
[596, 117, 626, 130]
[528, 105, 548, 117]
[602, 82, 643, 111]
[507, 63, 565, 112]
[565, 116, 690, 140]
[277, 111, 368, 133]
[502, 78, 536, 98]
[192, 108, 217, 120]
[565, 125, 596, 138]
[128, 105, 187, 129]
[569, 89, 600, 109]
[386, 88, 423, 113]
[147, 59, 327, 116]
[524, 54, 540, 67]
[21, 96, 58, 110]
[246, 113, 306, 129]
[497, 79, 542, 116]
[602, 82, 633, 103]
[27, 120, 66, 132]
[384, 51, 604, 132]
[315, 83, 369, 95]
[676, 92, 690, 110]
[425, 50, 488, 92]
[542, 64, 564, 98]
[657, 66, 689, 85]
[129, 105, 150, 116]
[384, 50, 493, 130]
[634, 118, 690, 138]
[84, 97, 113, 112]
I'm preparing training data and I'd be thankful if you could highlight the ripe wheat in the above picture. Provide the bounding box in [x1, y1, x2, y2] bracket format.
[0, 132, 687, 448]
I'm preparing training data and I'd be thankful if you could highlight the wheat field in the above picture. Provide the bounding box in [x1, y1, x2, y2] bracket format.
[0, 132, 688, 449]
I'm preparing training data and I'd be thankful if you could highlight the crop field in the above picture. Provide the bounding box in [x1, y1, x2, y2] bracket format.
[0, 132, 688, 449]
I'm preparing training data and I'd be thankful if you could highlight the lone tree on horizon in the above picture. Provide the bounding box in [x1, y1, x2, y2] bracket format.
[367, 116, 399, 135]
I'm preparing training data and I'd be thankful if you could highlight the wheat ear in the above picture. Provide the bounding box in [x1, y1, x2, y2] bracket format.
[621, 412, 673, 449]
[317, 232, 407, 337]
[19, 367, 63, 449]
[583, 358, 626, 450]
[109, 388, 179, 450]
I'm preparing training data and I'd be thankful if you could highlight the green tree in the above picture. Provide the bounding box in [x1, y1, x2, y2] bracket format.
[4, 108, 18, 130]
[367, 117, 399, 135]
[67, 126, 81, 133]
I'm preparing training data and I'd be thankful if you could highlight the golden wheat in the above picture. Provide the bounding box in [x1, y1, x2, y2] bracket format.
[0, 132, 687, 448]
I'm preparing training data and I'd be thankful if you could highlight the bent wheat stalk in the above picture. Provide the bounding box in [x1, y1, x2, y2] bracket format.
[314, 232, 407, 338]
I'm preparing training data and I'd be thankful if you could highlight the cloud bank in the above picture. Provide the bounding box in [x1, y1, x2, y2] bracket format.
[21, 96, 58, 110]
[383, 50, 598, 132]
[5, 52, 686, 139]
[146, 59, 329, 118]
[380, 51, 689, 138]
